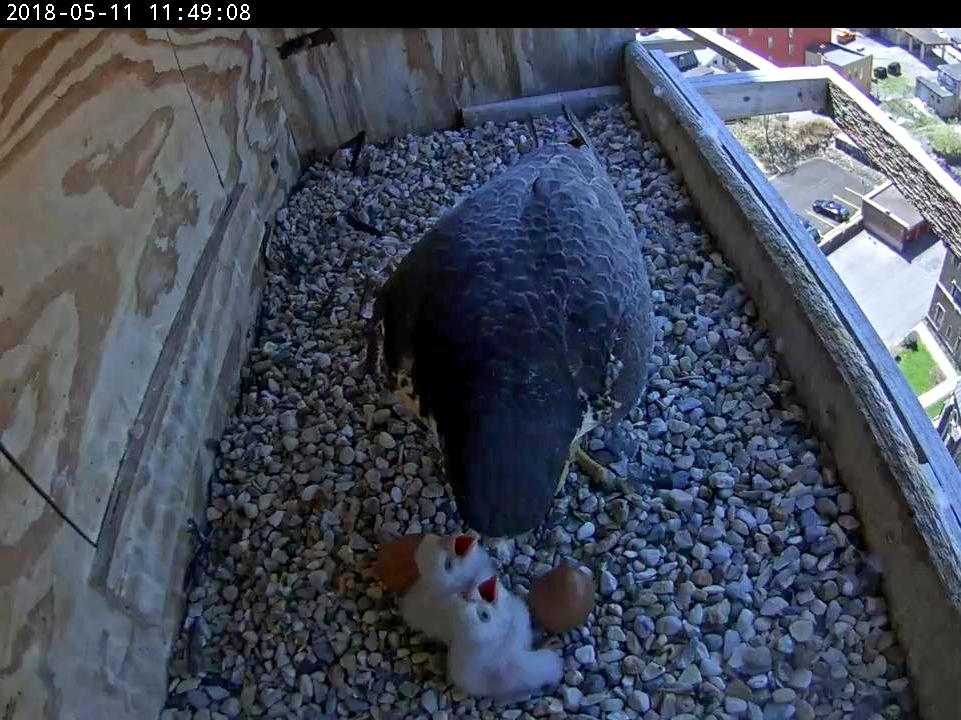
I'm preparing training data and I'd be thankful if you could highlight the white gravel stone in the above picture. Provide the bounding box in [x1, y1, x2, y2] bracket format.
[576, 521, 596, 540]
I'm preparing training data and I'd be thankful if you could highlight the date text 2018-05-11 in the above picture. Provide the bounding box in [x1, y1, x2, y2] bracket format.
[6, 3, 130, 21]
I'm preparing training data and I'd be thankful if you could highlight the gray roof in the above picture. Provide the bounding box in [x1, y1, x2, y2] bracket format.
[871, 184, 924, 227]
[902, 27, 950, 46]
[918, 76, 953, 98]
[809, 43, 863, 66]
[940, 63, 961, 82]
[824, 49, 862, 66]
[685, 65, 720, 77]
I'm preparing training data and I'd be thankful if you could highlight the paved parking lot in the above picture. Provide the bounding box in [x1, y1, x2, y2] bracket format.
[769, 158, 876, 233]
[828, 230, 945, 347]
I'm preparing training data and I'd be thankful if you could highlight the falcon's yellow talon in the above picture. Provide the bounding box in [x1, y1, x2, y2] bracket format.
[572, 445, 613, 488]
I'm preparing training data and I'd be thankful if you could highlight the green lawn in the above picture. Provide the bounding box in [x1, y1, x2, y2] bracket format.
[925, 122, 961, 161]
[893, 340, 944, 396]
[927, 397, 948, 421]
[881, 97, 961, 162]
[874, 74, 913, 102]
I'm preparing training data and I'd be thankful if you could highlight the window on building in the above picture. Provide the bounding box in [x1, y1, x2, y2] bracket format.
[947, 325, 954, 343]
[788, 28, 794, 39]
[768, 36, 774, 49]
[952, 282, 961, 306]
[954, 335, 961, 354]
[934, 304, 946, 327]
[789, 43, 795, 56]
[748, 28, 754, 38]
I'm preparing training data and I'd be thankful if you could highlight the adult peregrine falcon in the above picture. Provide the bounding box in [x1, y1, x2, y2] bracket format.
[368, 108, 654, 537]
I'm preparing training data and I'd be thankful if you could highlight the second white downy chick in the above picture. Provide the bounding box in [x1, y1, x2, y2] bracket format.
[399, 533, 494, 643]
[447, 575, 564, 701]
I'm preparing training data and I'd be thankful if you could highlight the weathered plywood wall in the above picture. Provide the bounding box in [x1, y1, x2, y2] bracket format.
[260, 27, 635, 159]
[0, 29, 298, 720]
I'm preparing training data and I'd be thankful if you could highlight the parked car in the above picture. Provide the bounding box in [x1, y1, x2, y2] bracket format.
[812, 199, 851, 222]
[837, 31, 856, 45]
[888, 61, 901, 76]
[797, 214, 822, 242]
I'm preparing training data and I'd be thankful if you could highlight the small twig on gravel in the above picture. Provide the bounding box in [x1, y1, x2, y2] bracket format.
[345, 212, 385, 237]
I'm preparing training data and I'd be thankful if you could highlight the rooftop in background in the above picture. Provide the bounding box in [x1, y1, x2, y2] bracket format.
[871, 184, 925, 227]
[637, 28, 724, 75]
[720, 27, 831, 69]
[685, 65, 721, 78]
[940, 63, 961, 82]
[902, 27, 952, 47]
[693, 47, 720, 68]
[827, 229, 945, 347]
[809, 43, 865, 66]
[918, 76, 953, 98]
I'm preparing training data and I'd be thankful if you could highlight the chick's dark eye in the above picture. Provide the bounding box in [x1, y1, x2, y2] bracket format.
[480, 610, 490, 622]
[444, 557, 453, 572]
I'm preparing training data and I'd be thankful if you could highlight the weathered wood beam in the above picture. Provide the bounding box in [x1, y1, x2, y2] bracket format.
[678, 27, 778, 71]
[823, 66, 961, 258]
[636, 38, 702, 53]
[461, 85, 625, 128]
[627, 40, 961, 720]
[689, 66, 831, 120]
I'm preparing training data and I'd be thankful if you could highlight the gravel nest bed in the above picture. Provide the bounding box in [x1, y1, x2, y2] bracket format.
[162, 104, 916, 720]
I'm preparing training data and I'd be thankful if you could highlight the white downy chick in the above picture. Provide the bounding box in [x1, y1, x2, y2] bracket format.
[399, 533, 494, 643]
[447, 575, 563, 701]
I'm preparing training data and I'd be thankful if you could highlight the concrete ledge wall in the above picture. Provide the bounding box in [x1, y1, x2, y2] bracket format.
[820, 214, 864, 255]
[627, 41, 961, 720]
[835, 132, 880, 169]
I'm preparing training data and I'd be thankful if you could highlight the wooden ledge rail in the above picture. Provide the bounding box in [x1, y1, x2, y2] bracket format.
[626, 40, 961, 720]
[461, 85, 625, 128]
[635, 38, 702, 54]
[688, 66, 831, 120]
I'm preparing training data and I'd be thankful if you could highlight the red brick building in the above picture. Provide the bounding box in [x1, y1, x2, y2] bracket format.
[721, 28, 832, 67]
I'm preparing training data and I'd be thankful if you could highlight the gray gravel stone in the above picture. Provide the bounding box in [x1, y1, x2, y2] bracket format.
[160, 103, 916, 720]
[575, 645, 597, 666]
[657, 614, 683, 636]
[726, 696, 749, 715]
[761, 597, 789, 617]
[422, 690, 439, 713]
[789, 620, 815, 643]
[600, 570, 617, 595]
